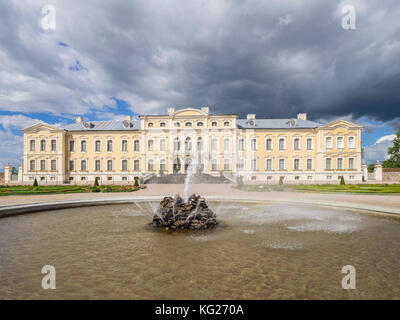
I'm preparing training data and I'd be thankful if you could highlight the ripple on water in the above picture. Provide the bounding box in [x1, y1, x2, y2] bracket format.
[287, 222, 359, 234]
[261, 241, 305, 250]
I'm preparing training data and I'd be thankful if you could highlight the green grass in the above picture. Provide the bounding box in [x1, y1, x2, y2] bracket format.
[235, 184, 400, 194]
[0, 185, 140, 196]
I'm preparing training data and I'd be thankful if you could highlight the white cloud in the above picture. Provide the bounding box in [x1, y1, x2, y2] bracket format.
[363, 134, 396, 164]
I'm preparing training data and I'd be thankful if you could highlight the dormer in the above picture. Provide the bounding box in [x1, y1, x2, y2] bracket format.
[297, 113, 307, 120]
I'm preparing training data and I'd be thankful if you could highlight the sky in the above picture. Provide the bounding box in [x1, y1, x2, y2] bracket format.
[0, 0, 399, 168]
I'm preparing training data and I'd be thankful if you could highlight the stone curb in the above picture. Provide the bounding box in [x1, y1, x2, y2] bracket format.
[0, 195, 400, 219]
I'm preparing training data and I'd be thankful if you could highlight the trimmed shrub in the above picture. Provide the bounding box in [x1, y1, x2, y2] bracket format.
[134, 176, 139, 188]
[91, 186, 100, 192]
[340, 176, 345, 185]
[237, 176, 244, 187]
[94, 177, 99, 187]
[279, 176, 284, 185]
[33, 178, 38, 187]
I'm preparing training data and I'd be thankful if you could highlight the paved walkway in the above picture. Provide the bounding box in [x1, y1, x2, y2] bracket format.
[1, 184, 400, 215]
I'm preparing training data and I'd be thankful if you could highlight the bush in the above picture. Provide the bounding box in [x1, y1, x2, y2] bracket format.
[33, 178, 38, 187]
[134, 176, 139, 188]
[340, 176, 345, 185]
[91, 186, 100, 192]
[279, 177, 284, 185]
[237, 176, 244, 187]
[94, 177, 99, 187]
[159, 170, 164, 177]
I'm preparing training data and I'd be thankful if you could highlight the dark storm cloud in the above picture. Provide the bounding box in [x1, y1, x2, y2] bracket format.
[0, 0, 399, 121]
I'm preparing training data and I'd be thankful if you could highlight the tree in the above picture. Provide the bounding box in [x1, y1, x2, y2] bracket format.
[367, 163, 375, 173]
[382, 131, 400, 168]
[94, 177, 99, 187]
[340, 176, 345, 185]
[33, 178, 38, 187]
[134, 176, 139, 188]
[279, 176, 284, 185]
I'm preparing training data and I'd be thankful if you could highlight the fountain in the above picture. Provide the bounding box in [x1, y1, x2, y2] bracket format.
[152, 194, 217, 230]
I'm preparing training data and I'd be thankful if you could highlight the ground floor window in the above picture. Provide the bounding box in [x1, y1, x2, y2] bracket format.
[122, 176, 127, 181]
[211, 159, 218, 171]
[224, 159, 230, 171]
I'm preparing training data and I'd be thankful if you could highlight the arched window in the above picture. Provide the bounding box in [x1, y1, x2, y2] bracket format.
[107, 140, 113, 152]
[211, 121, 217, 127]
[174, 122, 180, 127]
[224, 121, 230, 127]
[160, 122, 166, 127]
[185, 137, 192, 151]
[148, 122, 154, 128]
[197, 122, 203, 127]
[185, 122, 192, 127]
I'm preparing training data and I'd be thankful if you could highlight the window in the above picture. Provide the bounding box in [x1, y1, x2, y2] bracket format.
[81, 177, 86, 181]
[327, 175, 332, 180]
[266, 138, 272, 151]
[224, 121, 230, 127]
[160, 139, 166, 152]
[211, 138, 218, 151]
[174, 138, 181, 151]
[325, 137, 332, 149]
[148, 122, 154, 128]
[160, 159, 166, 171]
[69, 140, 75, 152]
[211, 121, 217, 127]
[197, 122, 203, 127]
[266, 159, 272, 171]
[81, 140, 87, 152]
[107, 160, 113, 171]
[185, 122, 192, 127]
[279, 159, 285, 171]
[95, 160, 101, 171]
[81, 160, 87, 171]
[51, 160, 56, 171]
[122, 160, 128, 171]
[174, 122, 180, 127]
[30, 140, 36, 152]
[295, 176, 300, 180]
[294, 159, 300, 170]
[307, 159, 312, 170]
[40, 140, 46, 152]
[337, 158, 343, 169]
[30, 160, 35, 171]
[122, 177, 127, 181]
[197, 137, 203, 151]
[122, 140, 128, 152]
[238, 159, 244, 170]
[349, 158, 354, 169]
[224, 159, 230, 170]
[211, 159, 218, 171]
[134, 140, 140, 152]
[51, 139, 57, 151]
[337, 137, 344, 149]
[239, 139, 244, 151]
[294, 138, 300, 150]
[251, 139, 257, 151]
[160, 122, 166, 127]
[95, 140, 101, 152]
[267, 176, 272, 180]
[40, 160, 46, 171]
[251, 159, 257, 171]
[69, 160, 75, 171]
[134, 160, 140, 171]
[348, 136, 355, 149]
[185, 137, 192, 151]
[107, 176, 112, 181]
[307, 138, 312, 150]
[148, 139, 154, 151]
[107, 140, 113, 152]
[148, 159, 154, 171]
[279, 138, 285, 150]
[326, 158, 332, 169]
[224, 138, 230, 151]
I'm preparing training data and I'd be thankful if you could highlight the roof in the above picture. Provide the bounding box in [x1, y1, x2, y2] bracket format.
[237, 118, 321, 129]
[63, 120, 141, 131]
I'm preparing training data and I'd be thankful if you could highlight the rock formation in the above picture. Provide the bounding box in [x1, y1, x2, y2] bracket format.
[152, 194, 217, 230]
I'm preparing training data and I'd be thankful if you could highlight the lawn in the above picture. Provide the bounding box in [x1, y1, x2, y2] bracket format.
[235, 184, 400, 194]
[0, 185, 140, 196]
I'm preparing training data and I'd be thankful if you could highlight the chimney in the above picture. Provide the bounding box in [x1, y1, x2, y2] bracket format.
[76, 116, 83, 123]
[297, 113, 307, 120]
[246, 114, 256, 120]
[168, 108, 175, 115]
[201, 106, 209, 114]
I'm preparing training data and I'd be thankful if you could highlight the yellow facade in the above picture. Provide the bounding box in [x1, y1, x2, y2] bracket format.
[20, 107, 363, 184]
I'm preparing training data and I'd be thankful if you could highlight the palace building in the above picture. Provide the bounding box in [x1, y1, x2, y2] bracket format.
[15, 107, 363, 184]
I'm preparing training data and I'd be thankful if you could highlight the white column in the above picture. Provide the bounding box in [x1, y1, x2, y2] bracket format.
[4, 164, 12, 183]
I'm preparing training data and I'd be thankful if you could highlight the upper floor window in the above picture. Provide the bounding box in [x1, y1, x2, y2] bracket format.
[279, 159, 285, 171]
[160, 122, 166, 127]
[81, 140, 87, 152]
[224, 121, 230, 127]
[349, 158, 355, 169]
[266, 159, 272, 171]
[81, 160, 87, 171]
[174, 122, 180, 127]
[239, 139, 244, 151]
[40, 160, 46, 171]
[294, 159, 300, 170]
[148, 122, 154, 128]
[307, 159, 313, 170]
[337, 158, 343, 169]
[134, 140, 140, 152]
[29, 160, 35, 171]
[51, 139, 57, 152]
[325, 137, 333, 149]
[348, 136, 355, 149]
[251, 139, 257, 151]
[306, 138, 312, 150]
[95, 140, 101, 152]
[30, 140, 36, 152]
[185, 122, 192, 127]
[337, 137, 344, 149]
[69, 160, 75, 171]
[185, 137, 192, 151]
[69, 140, 75, 152]
[211, 121, 217, 127]
[160, 139, 166, 152]
[107, 160, 113, 171]
[40, 140, 46, 152]
[148, 139, 154, 151]
[224, 138, 230, 151]
[266, 138, 272, 151]
[174, 138, 180, 151]
[279, 138, 285, 150]
[122, 159, 128, 171]
[107, 140, 113, 152]
[326, 158, 332, 169]
[197, 122, 203, 127]
[51, 159, 57, 171]
[122, 140, 128, 152]
[294, 138, 300, 150]
[251, 159, 257, 171]
[95, 160, 101, 171]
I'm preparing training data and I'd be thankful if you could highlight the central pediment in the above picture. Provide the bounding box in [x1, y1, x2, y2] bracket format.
[172, 108, 209, 117]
